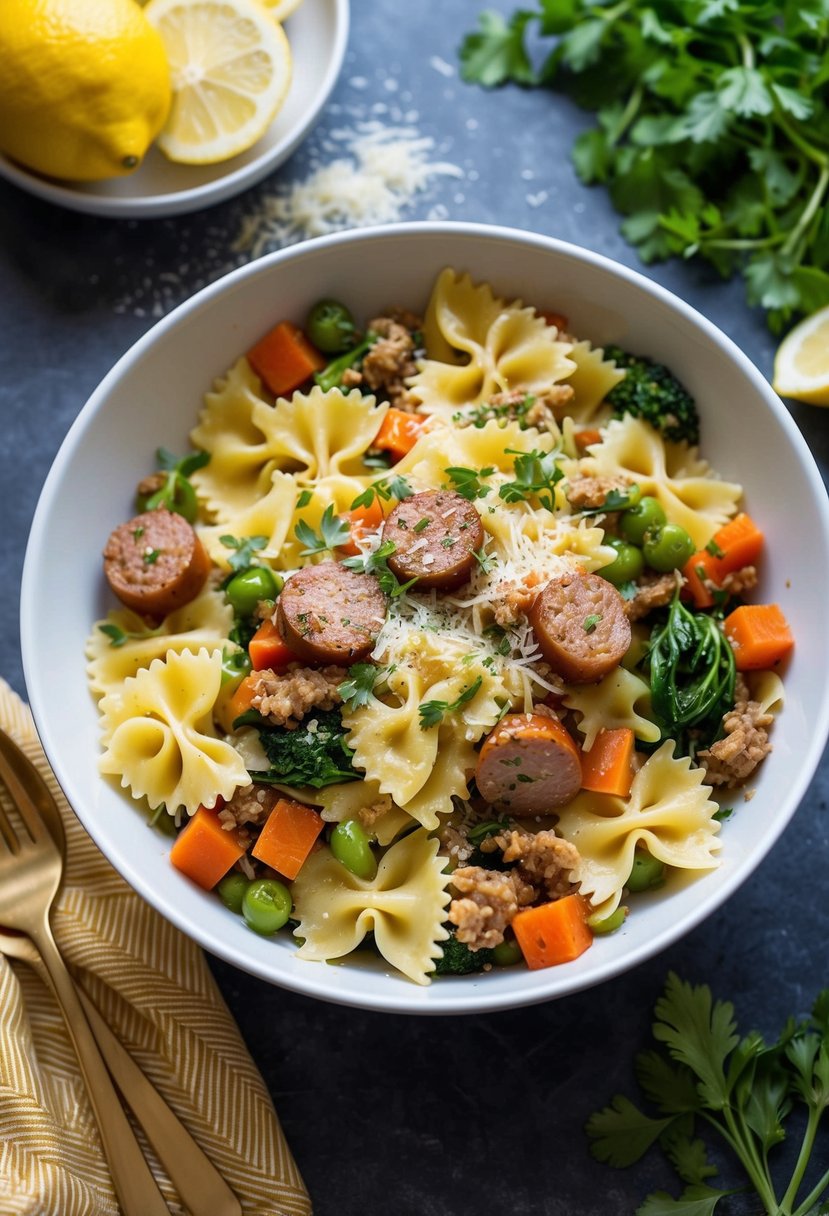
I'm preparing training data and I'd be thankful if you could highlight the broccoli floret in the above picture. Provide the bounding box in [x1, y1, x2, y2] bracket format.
[432, 928, 494, 976]
[604, 345, 700, 446]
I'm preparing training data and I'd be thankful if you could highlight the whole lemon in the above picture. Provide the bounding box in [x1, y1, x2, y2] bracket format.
[0, 0, 172, 182]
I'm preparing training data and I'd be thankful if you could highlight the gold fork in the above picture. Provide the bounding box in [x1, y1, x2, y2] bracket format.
[0, 725, 243, 1216]
[0, 729, 171, 1216]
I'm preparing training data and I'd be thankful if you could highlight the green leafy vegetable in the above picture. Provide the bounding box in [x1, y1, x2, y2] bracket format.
[220, 534, 269, 574]
[587, 972, 829, 1215]
[445, 464, 495, 501]
[432, 926, 495, 976]
[604, 346, 700, 445]
[294, 504, 351, 556]
[499, 448, 563, 512]
[136, 448, 210, 524]
[642, 592, 736, 753]
[460, 2, 829, 332]
[314, 331, 378, 393]
[342, 539, 417, 597]
[248, 709, 358, 788]
[339, 662, 385, 710]
[419, 676, 483, 729]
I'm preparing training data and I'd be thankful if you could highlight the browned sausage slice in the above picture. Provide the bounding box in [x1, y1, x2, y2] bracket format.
[382, 490, 484, 591]
[277, 562, 387, 665]
[476, 712, 582, 812]
[103, 507, 211, 619]
[528, 570, 631, 684]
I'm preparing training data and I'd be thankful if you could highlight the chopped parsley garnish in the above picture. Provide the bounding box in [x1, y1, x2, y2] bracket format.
[418, 676, 483, 729]
[296, 489, 314, 509]
[143, 549, 161, 565]
[350, 474, 414, 511]
[445, 464, 495, 501]
[98, 622, 164, 648]
[131, 526, 145, 540]
[343, 539, 417, 597]
[467, 818, 510, 845]
[499, 448, 563, 512]
[577, 486, 642, 516]
[440, 535, 457, 549]
[472, 546, 497, 574]
[583, 613, 602, 633]
[137, 448, 210, 524]
[713, 805, 734, 823]
[413, 517, 430, 533]
[339, 663, 385, 710]
[220, 533, 269, 573]
[617, 580, 638, 602]
[706, 538, 725, 558]
[294, 504, 351, 556]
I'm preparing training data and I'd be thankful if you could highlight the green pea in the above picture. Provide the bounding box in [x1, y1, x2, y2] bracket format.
[217, 871, 249, 914]
[620, 496, 667, 546]
[492, 937, 524, 966]
[600, 537, 644, 586]
[221, 648, 252, 685]
[626, 851, 666, 893]
[588, 906, 628, 934]
[306, 299, 356, 354]
[330, 819, 377, 881]
[242, 878, 293, 935]
[225, 566, 280, 617]
[643, 523, 695, 572]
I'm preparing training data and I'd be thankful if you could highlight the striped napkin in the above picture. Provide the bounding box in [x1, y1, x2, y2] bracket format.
[0, 679, 311, 1216]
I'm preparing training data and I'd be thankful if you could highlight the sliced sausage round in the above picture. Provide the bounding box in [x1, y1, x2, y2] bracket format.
[103, 507, 211, 619]
[528, 569, 631, 684]
[476, 712, 582, 813]
[277, 561, 387, 665]
[382, 489, 484, 591]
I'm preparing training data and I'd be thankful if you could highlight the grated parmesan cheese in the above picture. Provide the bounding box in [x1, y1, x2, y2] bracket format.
[235, 124, 464, 258]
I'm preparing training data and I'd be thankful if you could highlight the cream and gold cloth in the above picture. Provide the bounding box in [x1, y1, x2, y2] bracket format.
[0, 680, 312, 1216]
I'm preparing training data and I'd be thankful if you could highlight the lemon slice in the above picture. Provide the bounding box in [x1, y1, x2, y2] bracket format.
[261, 0, 305, 20]
[143, 0, 292, 165]
[772, 304, 829, 406]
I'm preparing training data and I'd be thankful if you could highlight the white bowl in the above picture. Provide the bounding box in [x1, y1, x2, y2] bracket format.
[0, 0, 348, 219]
[22, 223, 829, 1014]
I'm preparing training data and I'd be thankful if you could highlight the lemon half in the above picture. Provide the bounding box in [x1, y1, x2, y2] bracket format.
[261, 0, 305, 19]
[772, 304, 829, 406]
[144, 0, 292, 166]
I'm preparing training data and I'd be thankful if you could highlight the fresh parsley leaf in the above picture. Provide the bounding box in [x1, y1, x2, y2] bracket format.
[351, 474, 414, 511]
[458, 10, 536, 87]
[418, 676, 483, 729]
[296, 489, 314, 509]
[499, 448, 563, 512]
[339, 663, 383, 710]
[220, 533, 269, 573]
[467, 818, 510, 845]
[586, 1094, 678, 1167]
[98, 621, 164, 648]
[636, 1184, 734, 1215]
[472, 546, 497, 574]
[445, 464, 495, 501]
[583, 613, 602, 632]
[342, 539, 417, 597]
[294, 504, 351, 556]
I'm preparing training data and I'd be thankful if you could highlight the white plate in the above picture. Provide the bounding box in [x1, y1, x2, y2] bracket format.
[21, 224, 829, 1014]
[0, 0, 348, 219]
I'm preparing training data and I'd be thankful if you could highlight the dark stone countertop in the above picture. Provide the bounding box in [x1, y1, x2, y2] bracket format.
[1, 2, 828, 1213]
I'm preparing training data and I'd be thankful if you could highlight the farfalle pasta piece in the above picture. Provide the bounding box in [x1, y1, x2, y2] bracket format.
[563, 667, 661, 750]
[563, 340, 625, 425]
[313, 779, 415, 847]
[291, 830, 452, 985]
[198, 470, 368, 571]
[191, 367, 384, 520]
[98, 648, 250, 816]
[408, 269, 576, 419]
[555, 741, 721, 917]
[394, 415, 548, 492]
[585, 415, 741, 548]
[86, 587, 233, 699]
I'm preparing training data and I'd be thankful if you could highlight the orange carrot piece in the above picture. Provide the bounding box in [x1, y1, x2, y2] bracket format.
[252, 797, 324, 880]
[538, 309, 569, 331]
[170, 805, 245, 891]
[247, 321, 325, 397]
[338, 499, 385, 557]
[226, 673, 260, 724]
[512, 895, 593, 970]
[724, 603, 794, 671]
[580, 728, 635, 797]
[249, 618, 294, 671]
[574, 428, 603, 452]
[683, 513, 765, 609]
[372, 408, 426, 460]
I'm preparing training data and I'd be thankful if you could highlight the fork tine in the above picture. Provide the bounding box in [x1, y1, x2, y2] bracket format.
[0, 795, 21, 854]
[0, 742, 47, 847]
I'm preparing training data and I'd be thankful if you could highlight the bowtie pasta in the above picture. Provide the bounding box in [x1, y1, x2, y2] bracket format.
[88, 271, 793, 985]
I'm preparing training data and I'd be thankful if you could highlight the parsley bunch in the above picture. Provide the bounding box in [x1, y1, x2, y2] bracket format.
[587, 973, 829, 1215]
[460, 0, 829, 331]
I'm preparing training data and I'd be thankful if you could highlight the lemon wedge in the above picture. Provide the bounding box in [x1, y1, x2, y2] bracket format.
[772, 304, 829, 406]
[143, 0, 292, 165]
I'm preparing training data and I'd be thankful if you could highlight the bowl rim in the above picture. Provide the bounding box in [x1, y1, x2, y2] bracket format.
[22, 221, 829, 1013]
[0, 0, 349, 220]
